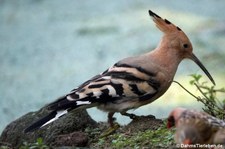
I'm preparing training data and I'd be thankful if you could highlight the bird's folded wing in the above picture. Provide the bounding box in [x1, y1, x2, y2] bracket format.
[48, 63, 160, 111]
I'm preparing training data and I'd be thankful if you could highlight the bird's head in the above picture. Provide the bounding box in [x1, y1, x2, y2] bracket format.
[167, 107, 186, 128]
[149, 10, 215, 85]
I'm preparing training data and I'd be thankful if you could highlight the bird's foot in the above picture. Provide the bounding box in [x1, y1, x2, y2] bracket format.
[100, 122, 120, 138]
[120, 112, 138, 120]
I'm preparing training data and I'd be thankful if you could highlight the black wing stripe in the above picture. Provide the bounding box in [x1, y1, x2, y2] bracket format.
[88, 82, 111, 89]
[110, 82, 124, 96]
[95, 78, 107, 82]
[105, 71, 144, 82]
[98, 89, 114, 102]
[129, 84, 145, 96]
[139, 92, 157, 101]
[147, 79, 161, 90]
[114, 63, 156, 77]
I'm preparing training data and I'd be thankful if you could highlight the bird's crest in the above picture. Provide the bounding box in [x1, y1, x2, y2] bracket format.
[149, 10, 182, 34]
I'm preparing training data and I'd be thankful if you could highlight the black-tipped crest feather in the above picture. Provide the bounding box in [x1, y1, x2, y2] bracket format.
[148, 10, 161, 18]
[148, 10, 184, 33]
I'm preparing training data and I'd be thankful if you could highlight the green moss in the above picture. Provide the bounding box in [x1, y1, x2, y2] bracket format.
[92, 121, 175, 149]
[0, 138, 49, 149]
[19, 138, 49, 149]
[112, 125, 174, 148]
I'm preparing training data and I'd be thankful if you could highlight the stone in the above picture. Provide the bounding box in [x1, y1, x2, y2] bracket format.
[0, 106, 97, 148]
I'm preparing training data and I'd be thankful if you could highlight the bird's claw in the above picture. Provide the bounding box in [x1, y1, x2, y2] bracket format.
[100, 123, 120, 138]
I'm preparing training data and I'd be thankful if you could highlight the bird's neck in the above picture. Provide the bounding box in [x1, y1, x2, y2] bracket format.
[147, 45, 182, 79]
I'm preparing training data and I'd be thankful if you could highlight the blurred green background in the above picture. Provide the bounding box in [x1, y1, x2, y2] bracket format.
[0, 0, 225, 133]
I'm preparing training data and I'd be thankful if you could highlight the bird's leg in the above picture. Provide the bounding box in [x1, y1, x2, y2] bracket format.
[100, 112, 120, 137]
[120, 111, 137, 119]
[108, 112, 116, 127]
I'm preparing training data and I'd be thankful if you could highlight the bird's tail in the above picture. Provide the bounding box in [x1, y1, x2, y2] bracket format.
[24, 109, 68, 133]
[24, 93, 92, 133]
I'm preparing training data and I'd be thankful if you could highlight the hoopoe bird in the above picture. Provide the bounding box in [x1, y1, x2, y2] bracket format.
[167, 107, 225, 144]
[24, 10, 215, 133]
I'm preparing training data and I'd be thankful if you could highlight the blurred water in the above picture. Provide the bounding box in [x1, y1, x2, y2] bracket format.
[0, 0, 225, 133]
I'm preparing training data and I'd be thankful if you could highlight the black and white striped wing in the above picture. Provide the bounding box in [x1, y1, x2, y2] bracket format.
[48, 63, 160, 111]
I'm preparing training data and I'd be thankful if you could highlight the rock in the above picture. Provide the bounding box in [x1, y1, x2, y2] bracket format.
[53, 131, 88, 147]
[123, 115, 163, 132]
[0, 106, 97, 148]
[0, 108, 166, 149]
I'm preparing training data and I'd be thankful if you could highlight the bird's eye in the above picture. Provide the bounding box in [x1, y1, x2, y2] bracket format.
[183, 44, 189, 48]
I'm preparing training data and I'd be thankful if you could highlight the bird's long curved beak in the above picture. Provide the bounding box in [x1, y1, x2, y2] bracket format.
[190, 53, 215, 85]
